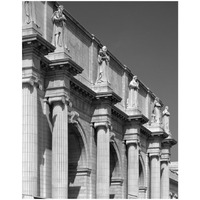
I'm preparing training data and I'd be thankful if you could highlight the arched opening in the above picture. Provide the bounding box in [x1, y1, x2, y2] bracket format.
[139, 159, 145, 186]
[109, 142, 123, 199]
[139, 156, 147, 199]
[68, 123, 88, 199]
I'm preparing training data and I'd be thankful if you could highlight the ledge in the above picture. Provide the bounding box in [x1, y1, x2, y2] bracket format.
[127, 113, 149, 124]
[110, 177, 123, 186]
[22, 33, 55, 55]
[111, 106, 128, 121]
[70, 77, 96, 101]
[49, 58, 83, 76]
[95, 90, 122, 105]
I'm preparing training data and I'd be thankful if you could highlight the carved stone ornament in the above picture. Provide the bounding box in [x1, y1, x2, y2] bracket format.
[127, 76, 139, 108]
[68, 111, 79, 124]
[129, 75, 139, 90]
[151, 97, 162, 124]
[51, 5, 67, 49]
[22, 77, 42, 90]
[162, 106, 171, 135]
[96, 46, 110, 83]
[68, 101, 79, 124]
[23, 1, 37, 25]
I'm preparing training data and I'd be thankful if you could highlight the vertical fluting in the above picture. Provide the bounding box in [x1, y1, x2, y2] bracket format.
[127, 142, 139, 199]
[150, 155, 160, 199]
[161, 161, 169, 199]
[52, 101, 68, 199]
[96, 124, 110, 199]
[22, 83, 38, 197]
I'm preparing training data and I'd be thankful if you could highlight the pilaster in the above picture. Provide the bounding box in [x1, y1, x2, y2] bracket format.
[94, 121, 111, 199]
[149, 152, 161, 199]
[22, 76, 42, 197]
[48, 96, 69, 199]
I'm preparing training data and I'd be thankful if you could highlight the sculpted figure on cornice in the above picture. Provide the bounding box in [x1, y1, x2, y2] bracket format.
[96, 46, 110, 83]
[22, 1, 37, 25]
[127, 75, 139, 109]
[151, 97, 162, 124]
[162, 106, 171, 135]
[51, 5, 67, 49]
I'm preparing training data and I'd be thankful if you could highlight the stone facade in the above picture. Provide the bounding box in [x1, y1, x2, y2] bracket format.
[22, 2, 178, 199]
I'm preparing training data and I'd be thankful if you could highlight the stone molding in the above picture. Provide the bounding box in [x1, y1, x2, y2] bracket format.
[48, 96, 70, 106]
[148, 152, 160, 158]
[22, 76, 42, 90]
[93, 121, 112, 131]
[70, 77, 96, 102]
[68, 167, 92, 177]
[110, 177, 124, 186]
[48, 58, 83, 76]
[22, 33, 55, 56]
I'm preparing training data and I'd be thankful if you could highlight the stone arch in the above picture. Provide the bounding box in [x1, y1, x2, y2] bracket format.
[109, 139, 123, 199]
[139, 154, 147, 198]
[68, 121, 89, 199]
[139, 155, 145, 186]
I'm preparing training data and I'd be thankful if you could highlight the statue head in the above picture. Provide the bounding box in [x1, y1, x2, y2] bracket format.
[133, 75, 137, 81]
[58, 5, 64, 12]
[102, 46, 107, 53]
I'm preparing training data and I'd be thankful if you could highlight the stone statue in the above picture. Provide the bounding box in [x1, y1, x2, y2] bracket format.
[127, 76, 139, 108]
[51, 5, 67, 49]
[151, 97, 162, 124]
[68, 101, 79, 124]
[22, 1, 37, 25]
[96, 46, 110, 83]
[162, 106, 171, 134]
[129, 75, 139, 89]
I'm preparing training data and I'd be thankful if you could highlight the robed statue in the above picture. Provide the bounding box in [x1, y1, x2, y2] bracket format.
[96, 46, 110, 83]
[51, 5, 67, 49]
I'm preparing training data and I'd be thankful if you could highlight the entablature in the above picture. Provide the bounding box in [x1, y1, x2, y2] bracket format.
[22, 33, 55, 56]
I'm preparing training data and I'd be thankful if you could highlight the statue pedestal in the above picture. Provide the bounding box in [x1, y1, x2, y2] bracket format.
[126, 107, 141, 116]
[92, 81, 112, 93]
[22, 22, 42, 36]
[46, 47, 71, 61]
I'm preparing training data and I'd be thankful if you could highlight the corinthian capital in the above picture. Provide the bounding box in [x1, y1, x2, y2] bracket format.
[22, 76, 43, 90]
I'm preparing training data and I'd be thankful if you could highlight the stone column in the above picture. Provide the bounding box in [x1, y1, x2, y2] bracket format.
[49, 96, 69, 199]
[150, 153, 160, 199]
[126, 140, 139, 199]
[22, 77, 40, 197]
[94, 122, 110, 199]
[161, 160, 169, 199]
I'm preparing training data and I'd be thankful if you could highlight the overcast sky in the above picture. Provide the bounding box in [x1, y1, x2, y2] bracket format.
[62, 1, 178, 161]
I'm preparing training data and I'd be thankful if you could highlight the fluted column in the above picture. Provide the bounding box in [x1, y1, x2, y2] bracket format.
[22, 77, 41, 197]
[127, 140, 139, 199]
[150, 153, 160, 199]
[94, 122, 110, 199]
[50, 96, 69, 199]
[161, 161, 169, 199]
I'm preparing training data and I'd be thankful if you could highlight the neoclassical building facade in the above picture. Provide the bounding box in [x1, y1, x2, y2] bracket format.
[22, 1, 178, 199]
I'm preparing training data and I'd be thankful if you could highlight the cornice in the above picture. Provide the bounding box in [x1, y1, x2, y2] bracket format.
[127, 113, 149, 124]
[70, 77, 96, 102]
[140, 125, 152, 138]
[48, 58, 83, 76]
[22, 33, 55, 55]
[162, 137, 177, 146]
[95, 91, 122, 105]
[111, 106, 128, 122]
